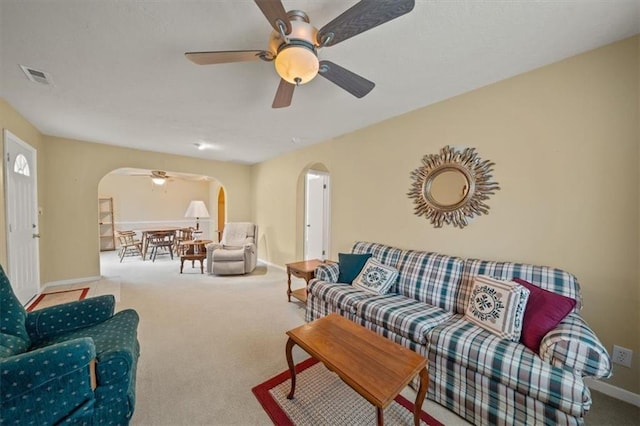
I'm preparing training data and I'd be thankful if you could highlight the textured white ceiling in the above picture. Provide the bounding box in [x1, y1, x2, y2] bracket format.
[1, 1, 638, 164]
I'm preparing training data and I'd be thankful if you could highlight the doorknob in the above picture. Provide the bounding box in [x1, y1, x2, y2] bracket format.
[32, 233, 41, 238]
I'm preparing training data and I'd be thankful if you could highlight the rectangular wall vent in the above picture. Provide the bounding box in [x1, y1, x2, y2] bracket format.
[20, 65, 53, 85]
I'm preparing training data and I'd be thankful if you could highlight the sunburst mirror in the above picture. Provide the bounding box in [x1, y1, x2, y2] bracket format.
[408, 146, 500, 228]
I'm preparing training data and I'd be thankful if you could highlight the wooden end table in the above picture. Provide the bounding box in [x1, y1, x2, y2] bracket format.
[285, 313, 429, 426]
[286, 259, 331, 303]
[179, 239, 212, 274]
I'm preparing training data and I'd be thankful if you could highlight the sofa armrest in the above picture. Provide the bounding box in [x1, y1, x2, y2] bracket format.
[0, 337, 96, 423]
[539, 312, 612, 379]
[26, 295, 116, 343]
[315, 262, 340, 283]
[206, 242, 222, 252]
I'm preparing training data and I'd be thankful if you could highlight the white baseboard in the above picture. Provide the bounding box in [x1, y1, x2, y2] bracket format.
[258, 258, 285, 271]
[44, 275, 103, 289]
[585, 378, 640, 407]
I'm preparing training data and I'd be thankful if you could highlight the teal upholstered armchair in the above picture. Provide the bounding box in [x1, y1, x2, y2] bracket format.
[0, 266, 140, 425]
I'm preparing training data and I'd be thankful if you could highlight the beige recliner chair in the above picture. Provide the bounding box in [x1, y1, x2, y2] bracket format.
[206, 222, 258, 275]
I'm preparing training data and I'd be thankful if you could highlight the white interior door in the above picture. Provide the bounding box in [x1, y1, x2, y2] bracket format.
[4, 130, 40, 304]
[304, 171, 330, 260]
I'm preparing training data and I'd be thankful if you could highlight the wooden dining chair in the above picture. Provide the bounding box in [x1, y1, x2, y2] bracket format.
[174, 227, 194, 255]
[116, 231, 143, 262]
[146, 231, 175, 262]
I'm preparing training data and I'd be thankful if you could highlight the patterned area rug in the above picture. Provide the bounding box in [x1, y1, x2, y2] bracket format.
[252, 358, 444, 426]
[26, 288, 89, 312]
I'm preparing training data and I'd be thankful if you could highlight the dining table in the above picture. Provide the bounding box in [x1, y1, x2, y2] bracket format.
[135, 226, 181, 260]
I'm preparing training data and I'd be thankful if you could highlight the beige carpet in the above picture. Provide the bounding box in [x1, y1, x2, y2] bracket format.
[98, 252, 638, 426]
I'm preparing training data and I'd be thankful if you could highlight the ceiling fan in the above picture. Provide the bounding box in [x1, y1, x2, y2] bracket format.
[185, 0, 415, 108]
[130, 170, 173, 185]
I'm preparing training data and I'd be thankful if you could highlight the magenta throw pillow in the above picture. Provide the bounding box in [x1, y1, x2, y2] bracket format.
[513, 277, 577, 353]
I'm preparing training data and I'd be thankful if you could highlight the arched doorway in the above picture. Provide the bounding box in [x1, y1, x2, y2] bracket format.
[96, 168, 221, 271]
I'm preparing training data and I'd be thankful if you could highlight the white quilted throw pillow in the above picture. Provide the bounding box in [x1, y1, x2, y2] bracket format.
[352, 257, 399, 295]
[465, 275, 530, 341]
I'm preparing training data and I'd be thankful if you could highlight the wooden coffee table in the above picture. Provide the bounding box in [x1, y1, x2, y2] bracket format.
[285, 313, 429, 426]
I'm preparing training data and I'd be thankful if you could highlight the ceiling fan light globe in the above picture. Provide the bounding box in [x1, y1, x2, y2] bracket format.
[274, 45, 319, 85]
[151, 177, 166, 185]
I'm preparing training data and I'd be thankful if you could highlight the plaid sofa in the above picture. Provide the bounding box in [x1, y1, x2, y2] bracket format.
[305, 242, 611, 426]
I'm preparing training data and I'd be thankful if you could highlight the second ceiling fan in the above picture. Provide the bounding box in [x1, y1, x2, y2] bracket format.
[185, 0, 415, 108]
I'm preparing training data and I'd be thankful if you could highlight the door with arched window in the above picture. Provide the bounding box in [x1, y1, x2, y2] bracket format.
[4, 130, 40, 304]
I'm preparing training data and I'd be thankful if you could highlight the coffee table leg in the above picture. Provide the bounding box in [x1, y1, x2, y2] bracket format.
[286, 337, 296, 399]
[377, 406, 384, 426]
[414, 367, 429, 426]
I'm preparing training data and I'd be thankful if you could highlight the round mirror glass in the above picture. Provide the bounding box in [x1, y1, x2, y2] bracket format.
[428, 169, 469, 207]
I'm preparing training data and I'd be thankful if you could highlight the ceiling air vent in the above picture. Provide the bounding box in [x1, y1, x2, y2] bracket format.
[19, 65, 53, 85]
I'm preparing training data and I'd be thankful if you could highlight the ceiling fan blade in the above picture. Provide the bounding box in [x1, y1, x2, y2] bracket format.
[272, 78, 295, 108]
[317, 0, 415, 47]
[318, 61, 375, 98]
[254, 0, 292, 35]
[185, 50, 266, 65]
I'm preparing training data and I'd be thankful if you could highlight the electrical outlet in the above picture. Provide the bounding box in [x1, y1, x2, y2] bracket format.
[612, 345, 633, 368]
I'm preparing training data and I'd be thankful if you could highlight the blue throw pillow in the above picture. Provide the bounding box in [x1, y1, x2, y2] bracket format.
[337, 253, 372, 283]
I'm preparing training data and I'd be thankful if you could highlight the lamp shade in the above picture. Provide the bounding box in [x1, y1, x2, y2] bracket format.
[184, 200, 210, 219]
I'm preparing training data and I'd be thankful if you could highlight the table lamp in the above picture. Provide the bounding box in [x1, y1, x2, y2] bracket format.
[184, 200, 210, 232]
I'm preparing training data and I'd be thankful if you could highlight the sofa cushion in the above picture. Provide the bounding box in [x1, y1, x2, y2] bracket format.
[514, 278, 577, 353]
[395, 250, 464, 312]
[307, 281, 373, 314]
[337, 253, 372, 283]
[352, 257, 399, 295]
[352, 242, 403, 267]
[457, 259, 582, 315]
[0, 266, 30, 357]
[464, 275, 530, 342]
[355, 294, 453, 344]
[427, 314, 586, 415]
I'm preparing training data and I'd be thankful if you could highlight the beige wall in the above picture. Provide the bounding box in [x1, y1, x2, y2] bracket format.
[251, 37, 640, 393]
[37, 136, 252, 283]
[99, 174, 212, 224]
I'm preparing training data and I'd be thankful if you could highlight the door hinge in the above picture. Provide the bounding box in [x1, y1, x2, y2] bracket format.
[323, 184, 327, 189]
[6, 153, 10, 163]
[322, 250, 325, 255]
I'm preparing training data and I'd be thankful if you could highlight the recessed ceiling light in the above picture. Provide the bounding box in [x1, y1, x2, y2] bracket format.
[194, 141, 222, 151]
